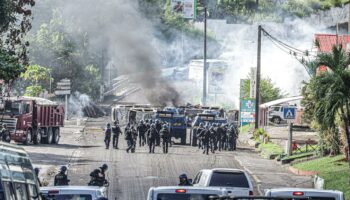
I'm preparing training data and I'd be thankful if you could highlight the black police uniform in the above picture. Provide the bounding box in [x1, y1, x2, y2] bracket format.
[112, 125, 122, 149]
[160, 127, 170, 154]
[148, 127, 157, 153]
[137, 122, 147, 147]
[104, 127, 112, 149]
[54, 172, 70, 186]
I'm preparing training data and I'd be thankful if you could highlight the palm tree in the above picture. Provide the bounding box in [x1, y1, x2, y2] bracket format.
[306, 46, 350, 183]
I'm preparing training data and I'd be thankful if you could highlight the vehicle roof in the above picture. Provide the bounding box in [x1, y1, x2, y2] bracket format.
[266, 188, 343, 195]
[151, 186, 226, 192]
[41, 186, 104, 191]
[203, 168, 246, 173]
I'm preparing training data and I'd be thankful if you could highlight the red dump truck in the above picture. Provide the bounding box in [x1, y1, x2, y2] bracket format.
[0, 96, 64, 144]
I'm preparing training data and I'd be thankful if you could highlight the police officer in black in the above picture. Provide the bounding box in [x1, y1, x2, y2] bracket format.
[196, 123, 205, 149]
[178, 174, 192, 186]
[131, 126, 138, 153]
[148, 124, 157, 153]
[112, 121, 122, 149]
[125, 126, 134, 153]
[88, 164, 108, 187]
[0, 124, 10, 142]
[104, 123, 112, 149]
[209, 125, 217, 153]
[34, 168, 42, 187]
[217, 124, 226, 151]
[160, 124, 170, 154]
[54, 166, 70, 186]
[201, 125, 211, 155]
[155, 120, 162, 146]
[137, 120, 147, 147]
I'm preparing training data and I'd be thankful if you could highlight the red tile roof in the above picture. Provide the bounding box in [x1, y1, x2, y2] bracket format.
[315, 34, 350, 53]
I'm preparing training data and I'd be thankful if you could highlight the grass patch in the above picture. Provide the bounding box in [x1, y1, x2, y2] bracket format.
[293, 155, 350, 198]
[240, 124, 253, 134]
[257, 142, 284, 159]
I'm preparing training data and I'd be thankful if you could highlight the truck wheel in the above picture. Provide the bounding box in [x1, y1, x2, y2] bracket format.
[53, 128, 60, 144]
[33, 129, 41, 145]
[272, 117, 281, 124]
[44, 128, 53, 144]
[180, 135, 186, 145]
[24, 129, 32, 145]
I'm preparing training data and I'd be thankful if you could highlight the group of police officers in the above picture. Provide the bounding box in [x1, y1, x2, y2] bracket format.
[102, 118, 239, 156]
[194, 122, 239, 155]
[104, 119, 172, 154]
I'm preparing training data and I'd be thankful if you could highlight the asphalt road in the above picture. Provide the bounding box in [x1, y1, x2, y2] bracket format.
[67, 117, 250, 200]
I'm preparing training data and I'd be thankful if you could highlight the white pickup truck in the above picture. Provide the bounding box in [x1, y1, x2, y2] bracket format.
[40, 186, 107, 200]
[192, 168, 254, 196]
[265, 188, 344, 200]
[147, 186, 227, 200]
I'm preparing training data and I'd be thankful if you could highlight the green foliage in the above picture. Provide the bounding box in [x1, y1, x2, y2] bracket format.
[253, 128, 268, 141]
[24, 85, 43, 97]
[293, 155, 350, 196]
[0, 49, 23, 84]
[243, 75, 285, 103]
[20, 64, 51, 97]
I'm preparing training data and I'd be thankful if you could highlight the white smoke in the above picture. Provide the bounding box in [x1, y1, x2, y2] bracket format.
[68, 92, 91, 118]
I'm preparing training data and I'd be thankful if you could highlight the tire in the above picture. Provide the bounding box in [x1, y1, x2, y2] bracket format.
[44, 128, 53, 144]
[180, 135, 186, 145]
[24, 129, 32, 145]
[53, 128, 60, 144]
[33, 129, 41, 145]
[272, 117, 281, 124]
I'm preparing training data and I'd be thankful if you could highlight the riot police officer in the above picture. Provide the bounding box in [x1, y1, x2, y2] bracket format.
[125, 126, 134, 153]
[209, 125, 217, 153]
[34, 168, 42, 187]
[178, 174, 192, 186]
[54, 166, 70, 186]
[88, 164, 108, 187]
[201, 125, 211, 155]
[196, 123, 205, 149]
[112, 121, 122, 149]
[160, 124, 170, 154]
[155, 120, 162, 146]
[0, 124, 10, 142]
[137, 120, 147, 147]
[104, 123, 112, 149]
[217, 124, 226, 151]
[148, 124, 157, 153]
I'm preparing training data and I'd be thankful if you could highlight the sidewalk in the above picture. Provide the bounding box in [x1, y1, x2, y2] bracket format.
[235, 133, 313, 194]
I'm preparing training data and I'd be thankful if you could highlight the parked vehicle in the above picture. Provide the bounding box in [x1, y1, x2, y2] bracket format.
[268, 105, 296, 124]
[265, 188, 344, 200]
[0, 97, 64, 145]
[0, 142, 41, 199]
[192, 168, 254, 196]
[41, 186, 107, 200]
[147, 186, 227, 200]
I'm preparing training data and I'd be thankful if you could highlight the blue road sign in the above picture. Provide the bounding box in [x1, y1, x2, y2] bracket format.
[283, 107, 296, 120]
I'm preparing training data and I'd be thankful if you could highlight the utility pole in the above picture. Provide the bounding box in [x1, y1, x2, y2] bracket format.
[203, 6, 207, 106]
[255, 25, 262, 129]
[348, 2, 350, 34]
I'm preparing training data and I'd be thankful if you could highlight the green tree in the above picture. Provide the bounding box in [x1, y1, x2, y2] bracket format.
[0, 0, 35, 86]
[20, 64, 51, 96]
[243, 76, 285, 103]
[305, 46, 350, 183]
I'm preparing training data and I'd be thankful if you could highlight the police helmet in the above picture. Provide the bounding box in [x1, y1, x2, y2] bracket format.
[60, 166, 67, 172]
[101, 164, 108, 170]
[155, 119, 159, 123]
[151, 123, 156, 128]
[34, 168, 40, 174]
[199, 122, 204, 127]
[113, 121, 118, 125]
[140, 120, 144, 124]
[107, 123, 111, 127]
[179, 173, 188, 179]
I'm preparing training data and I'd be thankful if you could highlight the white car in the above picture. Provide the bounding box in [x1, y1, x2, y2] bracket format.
[265, 188, 344, 200]
[192, 168, 254, 196]
[40, 186, 107, 200]
[147, 186, 227, 200]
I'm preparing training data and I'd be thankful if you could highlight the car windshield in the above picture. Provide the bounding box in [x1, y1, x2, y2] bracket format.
[156, 193, 219, 200]
[1, 101, 21, 115]
[209, 172, 249, 188]
[42, 194, 92, 200]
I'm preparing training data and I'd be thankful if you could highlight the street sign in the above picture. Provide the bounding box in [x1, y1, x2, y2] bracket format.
[56, 86, 71, 90]
[283, 107, 296, 120]
[170, 0, 195, 19]
[54, 90, 71, 95]
[57, 82, 71, 86]
[240, 99, 256, 123]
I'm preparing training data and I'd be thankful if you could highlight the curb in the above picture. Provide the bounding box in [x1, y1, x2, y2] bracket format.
[288, 166, 318, 176]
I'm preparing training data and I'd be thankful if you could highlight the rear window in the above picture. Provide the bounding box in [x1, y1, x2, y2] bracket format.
[156, 193, 219, 200]
[42, 194, 92, 200]
[209, 172, 249, 188]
